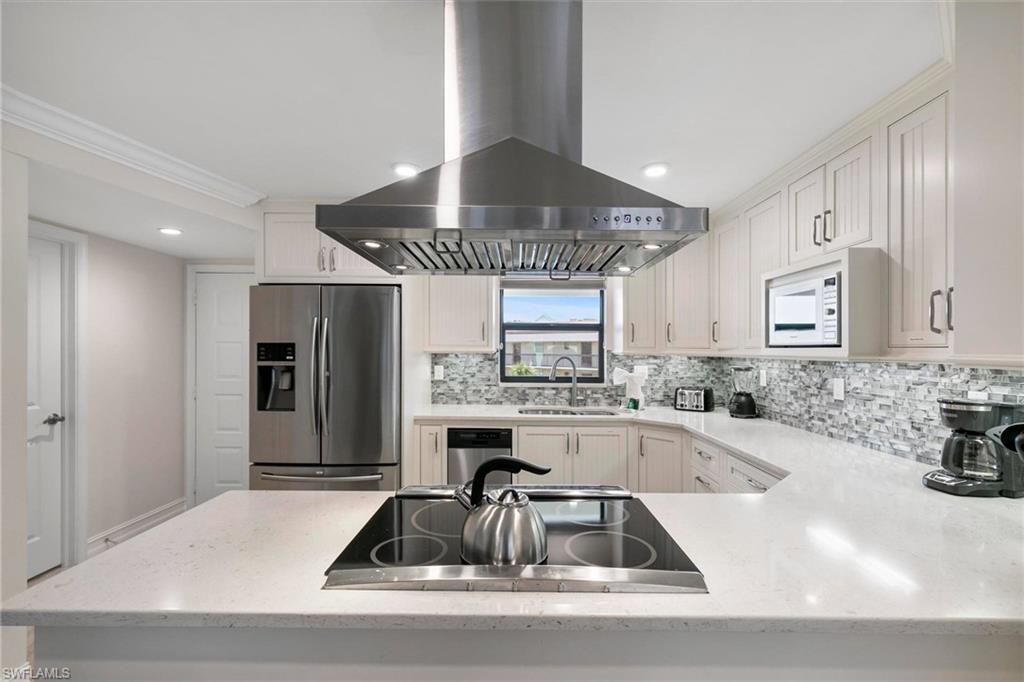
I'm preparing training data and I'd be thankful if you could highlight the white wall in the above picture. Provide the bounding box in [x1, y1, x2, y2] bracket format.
[85, 234, 186, 538]
[1, 150, 30, 667]
[952, 1, 1024, 361]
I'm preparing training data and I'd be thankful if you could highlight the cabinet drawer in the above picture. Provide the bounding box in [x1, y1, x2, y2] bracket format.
[689, 470, 720, 494]
[690, 438, 722, 477]
[725, 454, 780, 494]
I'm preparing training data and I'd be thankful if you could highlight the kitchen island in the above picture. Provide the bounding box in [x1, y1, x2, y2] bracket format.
[4, 408, 1022, 680]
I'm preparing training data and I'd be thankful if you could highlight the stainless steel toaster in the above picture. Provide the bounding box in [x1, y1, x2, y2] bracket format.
[674, 387, 714, 412]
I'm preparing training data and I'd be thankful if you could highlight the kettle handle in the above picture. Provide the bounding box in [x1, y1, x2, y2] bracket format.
[469, 456, 551, 506]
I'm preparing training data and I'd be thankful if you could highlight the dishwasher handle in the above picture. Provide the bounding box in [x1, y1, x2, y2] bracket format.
[259, 472, 384, 483]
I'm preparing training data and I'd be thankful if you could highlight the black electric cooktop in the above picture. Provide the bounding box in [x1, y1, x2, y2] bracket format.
[323, 495, 707, 593]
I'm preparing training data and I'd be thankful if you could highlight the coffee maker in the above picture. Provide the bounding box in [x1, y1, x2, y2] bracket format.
[728, 366, 759, 419]
[922, 398, 1024, 498]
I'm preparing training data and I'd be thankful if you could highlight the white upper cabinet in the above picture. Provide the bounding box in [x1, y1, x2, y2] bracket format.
[623, 261, 663, 352]
[665, 237, 711, 351]
[741, 193, 783, 349]
[887, 94, 949, 348]
[261, 213, 329, 279]
[259, 211, 392, 282]
[713, 217, 745, 351]
[425, 276, 496, 351]
[824, 138, 872, 250]
[788, 138, 873, 265]
[787, 166, 826, 264]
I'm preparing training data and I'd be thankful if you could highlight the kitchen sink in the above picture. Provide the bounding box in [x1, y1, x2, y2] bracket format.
[518, 408, 620, 416]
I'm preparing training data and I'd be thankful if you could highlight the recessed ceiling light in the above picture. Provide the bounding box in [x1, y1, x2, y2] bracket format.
[392, 163, 420, 178]
[642, 163, 669, 178]
[361, 240, 385, 249]
[394, 264, 409, 271]
[640, 243, 662, 250]
[616, 265, 633, 273]
[158, 227, 183, 236]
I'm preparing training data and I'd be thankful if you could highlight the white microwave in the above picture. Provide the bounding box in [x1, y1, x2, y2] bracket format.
[766, 271, 841, 347]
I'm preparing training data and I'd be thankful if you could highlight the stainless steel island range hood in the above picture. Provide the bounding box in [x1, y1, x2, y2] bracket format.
[316, 1, 708, 277]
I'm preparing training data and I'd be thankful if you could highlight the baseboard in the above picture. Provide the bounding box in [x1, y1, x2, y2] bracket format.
[86, 497, 186, 558]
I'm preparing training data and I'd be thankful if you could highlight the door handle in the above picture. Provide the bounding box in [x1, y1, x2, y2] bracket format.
[320, 318, 330, 433]
[929, 290, 943, 334]
[946, 287, 954, 331]
[310, 316, 319, 435]
[259, 473, 384, 483]
[822, 210, 832, 242]
[43, 413, 65, 426]
[812, 215, 822, 246]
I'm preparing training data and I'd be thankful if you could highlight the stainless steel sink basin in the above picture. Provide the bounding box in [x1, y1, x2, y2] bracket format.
[518, 408, 620, 416]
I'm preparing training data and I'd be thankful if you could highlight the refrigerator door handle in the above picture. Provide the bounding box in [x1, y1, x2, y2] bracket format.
[310, 316, 319, 435]
[320, 317, 330, 434]
[259, 472, 384, 483]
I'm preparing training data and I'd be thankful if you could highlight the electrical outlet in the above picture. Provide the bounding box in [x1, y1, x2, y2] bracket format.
[433, 365, 444, 381]
[967, 390, 989, 401]
[759, 369, 767, 387]
[833, 378, 845, 401]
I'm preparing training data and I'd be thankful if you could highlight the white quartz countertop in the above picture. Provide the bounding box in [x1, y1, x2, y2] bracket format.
[4, 407, 1022, 634]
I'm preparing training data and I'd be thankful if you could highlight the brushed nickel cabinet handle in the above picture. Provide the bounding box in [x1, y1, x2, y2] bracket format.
[318, 247, 326, 271]
[630, 322, 636, 343]
[812, 215, 822, 246]
[565, 433, 571, 455]
[329, 247, 337, 272]
[695, 475, 713, 492]
[481, 321, 486, 341]
[744, 476, 768, 492]
[667, 322, 673, 343]
[712, 321, 719, 343]
[433, 431, 439, 455]
[640, 435, 645, 457]
[946, 287, 954, 331]
[929, 290, 943, 334]
[575, 433, 580, 455]
[822, 210, 832, 242]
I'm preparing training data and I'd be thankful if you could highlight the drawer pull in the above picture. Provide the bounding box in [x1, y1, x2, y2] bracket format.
[695, 475, 714, 492]
[741, 473, 768, 492]
[696, 449, 712, 462]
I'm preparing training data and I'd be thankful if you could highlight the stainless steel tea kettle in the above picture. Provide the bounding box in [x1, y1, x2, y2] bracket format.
[454, 456, 551, 565]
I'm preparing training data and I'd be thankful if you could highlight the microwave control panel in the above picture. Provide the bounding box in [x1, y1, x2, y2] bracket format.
[822, 276, 839, 344]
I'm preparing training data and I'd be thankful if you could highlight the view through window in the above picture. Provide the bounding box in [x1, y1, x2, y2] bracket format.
[500, 288, 604, 383]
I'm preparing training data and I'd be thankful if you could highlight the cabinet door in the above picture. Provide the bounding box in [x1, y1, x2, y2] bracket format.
[742, 193, 782, 349]
[326, 244, 393, 279]
[638, 428, 684, 492]
[713, 218, 745, 351]
[787, 166, 826, 263]
[418, 426, 444, 485]
[426, 276, 494, 351]
[572, 426, 628, 487]
[888, 95, 948, 348]
[623, 261, 662, 351]
[516, 426, 571, 484]
[262, 213, 327, 279]
[665, 236, 710, 350]
[824, 138, 872, 251]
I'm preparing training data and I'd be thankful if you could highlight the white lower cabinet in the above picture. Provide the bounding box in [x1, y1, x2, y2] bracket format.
[516, 425, 628, 487]
[417, 425, 444, 486]
[637, 427, 685, 493]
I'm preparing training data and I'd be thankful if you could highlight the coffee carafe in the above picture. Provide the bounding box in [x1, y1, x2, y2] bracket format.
[923, 399, 1023, 497]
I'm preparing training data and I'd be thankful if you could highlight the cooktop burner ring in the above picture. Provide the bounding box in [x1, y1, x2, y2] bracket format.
[410, 501, 462, 538]
[553, 500, 632, 527]
[370, 534, 448, 568]
[563, 531, 659, 569]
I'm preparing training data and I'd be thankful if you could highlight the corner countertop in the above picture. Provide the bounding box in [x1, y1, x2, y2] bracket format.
[3, 406, 1022, 635]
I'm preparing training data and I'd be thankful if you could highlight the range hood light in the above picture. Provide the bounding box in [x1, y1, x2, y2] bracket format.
[641, 243, 663, 250]
[392, 163, 420, 178]
[394, 264, 409, 271]
[360, 240, 385, 249]
[158, 226, 183, 236]
[616, 265, 633, 273]
[642, 163, 669, 178]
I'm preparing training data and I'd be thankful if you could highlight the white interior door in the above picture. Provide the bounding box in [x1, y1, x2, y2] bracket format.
[27, 237, 64, 578]
[195, 272, 254, 505]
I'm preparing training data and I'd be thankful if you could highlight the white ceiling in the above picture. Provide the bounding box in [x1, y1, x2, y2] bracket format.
[29, 161, 256, 260]
[5, 1, 944, 242]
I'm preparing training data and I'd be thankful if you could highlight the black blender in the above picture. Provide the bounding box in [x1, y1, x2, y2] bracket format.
[728, 365, 759, 419]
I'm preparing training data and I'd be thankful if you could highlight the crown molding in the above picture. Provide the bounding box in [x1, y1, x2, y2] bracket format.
[0, 85, 265, 207]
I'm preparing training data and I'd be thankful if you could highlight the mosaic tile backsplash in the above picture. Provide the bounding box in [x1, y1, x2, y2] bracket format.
[430, 353, 1024, 466]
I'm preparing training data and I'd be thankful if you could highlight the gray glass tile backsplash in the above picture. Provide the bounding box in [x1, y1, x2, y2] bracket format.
[430, 353, 1024, 466]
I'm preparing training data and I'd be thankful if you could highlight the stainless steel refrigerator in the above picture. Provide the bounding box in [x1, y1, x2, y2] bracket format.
[249, 285, 400, 490]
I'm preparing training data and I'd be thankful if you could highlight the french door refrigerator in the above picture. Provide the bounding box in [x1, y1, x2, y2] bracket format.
[249, 285, 400, 490]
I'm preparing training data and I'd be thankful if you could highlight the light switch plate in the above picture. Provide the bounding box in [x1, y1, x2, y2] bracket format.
[759, 369, 767, 387]
[433, 365, 444, 381]
[833, 378, 845, 401]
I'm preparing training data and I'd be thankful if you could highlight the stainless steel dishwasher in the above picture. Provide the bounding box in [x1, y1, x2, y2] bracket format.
[447, 428, 513, 486]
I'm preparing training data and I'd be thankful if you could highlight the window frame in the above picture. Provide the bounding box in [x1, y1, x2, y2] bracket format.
[498, 288, 606, 384]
